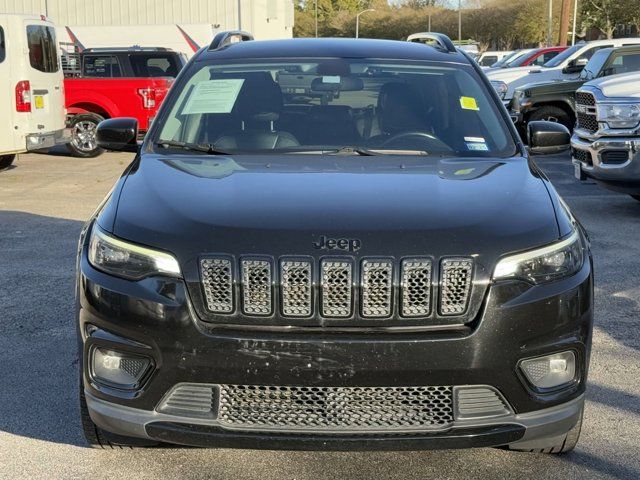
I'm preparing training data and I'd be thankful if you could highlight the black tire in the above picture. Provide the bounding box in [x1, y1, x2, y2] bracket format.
[528, 106, 574, 131]
[0, 154, 15, 170]
[508, 407, 583, 454]
[66, 113, 105, 158]
[630, 195, 640, 202]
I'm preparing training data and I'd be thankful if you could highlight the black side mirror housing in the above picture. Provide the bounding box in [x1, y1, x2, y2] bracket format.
[96, 118, 139, 152]
[527, 120, 571, 155]
[562, 58, 588, 74]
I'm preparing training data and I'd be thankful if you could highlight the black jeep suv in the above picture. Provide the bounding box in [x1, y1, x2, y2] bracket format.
[76, 32, 593, 452]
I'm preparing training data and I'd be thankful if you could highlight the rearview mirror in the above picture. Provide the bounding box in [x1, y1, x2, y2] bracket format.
[96, 118, 139, 152]
[563, 57, 588, 74]
[527, 121, 571, 155]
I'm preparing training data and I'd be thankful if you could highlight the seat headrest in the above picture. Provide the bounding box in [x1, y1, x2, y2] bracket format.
[211, 72, 283, 122]
[377, 82, 428, 135]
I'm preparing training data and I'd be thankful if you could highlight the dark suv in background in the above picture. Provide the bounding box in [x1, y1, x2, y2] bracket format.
[76, 32, 592, 453]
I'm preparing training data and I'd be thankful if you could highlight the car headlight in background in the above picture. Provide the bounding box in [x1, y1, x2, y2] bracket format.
[490, 80, 508, 100]
[493, 229, 584, 284]
[88, 225, 181, 280]
[596, 102, 640, 129]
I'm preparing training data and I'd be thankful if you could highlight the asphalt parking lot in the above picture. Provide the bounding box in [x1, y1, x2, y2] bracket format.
[1, 151, 639, 479]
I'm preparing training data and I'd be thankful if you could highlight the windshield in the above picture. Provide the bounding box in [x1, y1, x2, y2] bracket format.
[543, 44, 582, 68]
[155, 59, 516, 157]
[490, 51, 517, 68]
[579, 49, 610, 80]
[506, 49, 537, 67]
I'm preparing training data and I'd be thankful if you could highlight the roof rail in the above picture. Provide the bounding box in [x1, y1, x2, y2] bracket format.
[405, 32, 456, 53]
[209, 30, 254, 50]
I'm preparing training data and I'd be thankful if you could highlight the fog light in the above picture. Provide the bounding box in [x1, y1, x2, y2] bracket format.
[520, 351, 576, 389]
[91, 347, 151, 389]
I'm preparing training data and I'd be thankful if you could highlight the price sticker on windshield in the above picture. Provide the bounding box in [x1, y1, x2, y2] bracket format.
[460, 96, 479, 111]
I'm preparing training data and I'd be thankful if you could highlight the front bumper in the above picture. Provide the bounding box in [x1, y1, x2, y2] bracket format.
[571, 134, 640, 193]
[25, 128, 70, 151]
[78, 244, 593, 450]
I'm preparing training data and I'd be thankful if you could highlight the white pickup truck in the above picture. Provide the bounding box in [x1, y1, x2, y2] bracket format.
[571, 71, 640, 201]
[487, 38, 640, 108]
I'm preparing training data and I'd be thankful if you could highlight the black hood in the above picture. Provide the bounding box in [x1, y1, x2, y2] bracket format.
[104, 153, 561, 272]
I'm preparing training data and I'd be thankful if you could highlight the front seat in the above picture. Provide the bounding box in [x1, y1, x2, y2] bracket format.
[213, 72, 300, 150]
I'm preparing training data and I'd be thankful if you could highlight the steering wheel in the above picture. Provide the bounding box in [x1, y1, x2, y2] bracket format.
[379, 131, 438, 149]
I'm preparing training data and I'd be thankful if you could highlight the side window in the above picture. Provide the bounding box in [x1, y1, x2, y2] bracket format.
[83, 55, 122, 77]
[0, 27, 5, 63]
[26, 25, 59, 72]
[540, 51, 560, 64]
[609, 53, 640, 75]
[129, 54, 181, 78]
[578, 45, 612, 62]
[480, 55, 497, 66]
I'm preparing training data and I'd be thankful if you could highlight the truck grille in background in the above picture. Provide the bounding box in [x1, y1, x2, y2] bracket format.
[217, 384, 454, 432]
[572, 147, 593, 166]
[361, 260, 393, 317]
[575, 91, 598, 133]
[241, 259, 273, 315]
[201, 256, 474, 321]
[281, 260, 312, 317]
[321, 260, 353, 318]
[440, 259, 473, 315]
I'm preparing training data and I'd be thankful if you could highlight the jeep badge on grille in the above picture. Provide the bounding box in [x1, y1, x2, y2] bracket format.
[312, 235, 362, 252]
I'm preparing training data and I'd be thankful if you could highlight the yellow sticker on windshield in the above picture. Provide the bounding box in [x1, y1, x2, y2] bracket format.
[460, 96, 479, 111]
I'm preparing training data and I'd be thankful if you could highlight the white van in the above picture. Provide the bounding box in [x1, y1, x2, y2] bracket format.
[0, 14, 66, 169]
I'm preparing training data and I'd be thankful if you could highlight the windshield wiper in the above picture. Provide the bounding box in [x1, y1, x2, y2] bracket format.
[327, 147, 379, 156]
[156, 140, 230, 155]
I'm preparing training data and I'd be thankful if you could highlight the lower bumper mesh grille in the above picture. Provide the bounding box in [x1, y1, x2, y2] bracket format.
[217, 384, 454, 433]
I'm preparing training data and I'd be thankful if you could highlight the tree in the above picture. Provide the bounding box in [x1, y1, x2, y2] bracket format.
[581, 0, 625, 39]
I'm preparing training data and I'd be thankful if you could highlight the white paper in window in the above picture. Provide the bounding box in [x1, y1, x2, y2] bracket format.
[182, 79, 245, 114]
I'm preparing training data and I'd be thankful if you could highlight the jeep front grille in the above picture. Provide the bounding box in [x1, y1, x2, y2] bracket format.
[200, 256, 474, 321]
[400, 259, 432, 317]
[321, 260, 353, 318]
[280, 260, 313, 317]
[201, 258, 234, 313]
[241, 259, 273, 315]
[217, 384, 454, 433]
[361, 260, 393, 317]
[439, 259, 473, 315]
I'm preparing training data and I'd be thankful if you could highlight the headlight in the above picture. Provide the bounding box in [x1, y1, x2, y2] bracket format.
[490, 80, 508, 100]
[88, 225, 181, 280]
[596, 103, 640, 129]
[493, 230, 584, 284]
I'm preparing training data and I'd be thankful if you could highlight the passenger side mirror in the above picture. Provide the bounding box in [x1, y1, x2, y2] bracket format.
[96, 118, 139, 153]
[563, 58, 588, 74]
[527, 121, 571, 155]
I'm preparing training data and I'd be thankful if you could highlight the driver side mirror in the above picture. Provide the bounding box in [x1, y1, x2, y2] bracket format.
[96, 118, 139, 152]
[527, 121, 571, 155]
[563, 58, 588, 74]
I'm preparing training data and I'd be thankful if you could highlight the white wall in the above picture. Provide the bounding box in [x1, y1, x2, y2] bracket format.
[0, 0, 294, 39]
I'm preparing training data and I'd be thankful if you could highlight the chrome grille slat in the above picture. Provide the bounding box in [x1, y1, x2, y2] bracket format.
[241, 259, 273, 315]
[439, 258, 473, 315]
[321, 260, 353, 318]
[401, 259, 432, 317]
[361, 260, 393, 317]
[217, 384, 454, 433]
[281, 260, 312, 317]
[201, 258, 234, 313]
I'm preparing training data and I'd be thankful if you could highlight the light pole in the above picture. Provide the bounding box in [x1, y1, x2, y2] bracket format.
[315, 0, 318, 38]
[547, 0, 553, 46]
[572, 0, 578, 45]
[356, 8, 375, 39]
[458, 0, 462, 44]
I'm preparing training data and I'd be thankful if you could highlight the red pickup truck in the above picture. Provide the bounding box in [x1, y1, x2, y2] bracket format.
[62, 47, 185, 157]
